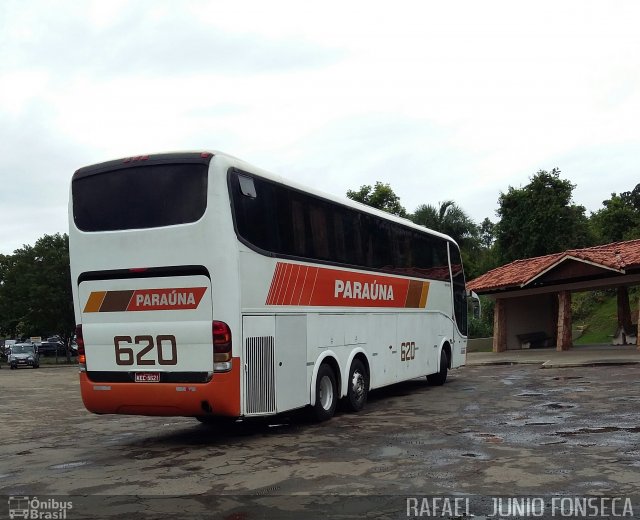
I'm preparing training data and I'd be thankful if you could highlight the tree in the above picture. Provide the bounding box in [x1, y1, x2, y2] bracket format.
[410, 201, 497, 280]
[590, 187, 640, 244]
[410, 200, 479, 249]
[495, 168, 592, 263]
[479, 218, 495, 249]
[346, 182, 407, 217]
[0, 233, 75, 360]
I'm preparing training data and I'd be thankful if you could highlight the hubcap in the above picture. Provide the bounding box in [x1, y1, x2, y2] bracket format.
[319, 375, 334, 410]
[351, 370, 365, 403]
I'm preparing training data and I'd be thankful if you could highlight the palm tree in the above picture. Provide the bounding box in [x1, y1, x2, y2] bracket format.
[410, 200, 479, 249]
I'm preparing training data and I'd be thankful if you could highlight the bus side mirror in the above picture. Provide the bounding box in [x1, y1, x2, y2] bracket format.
[467, 290, 481, 319]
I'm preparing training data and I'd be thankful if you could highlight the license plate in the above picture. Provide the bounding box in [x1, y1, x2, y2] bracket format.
[134, 372, 160, 383]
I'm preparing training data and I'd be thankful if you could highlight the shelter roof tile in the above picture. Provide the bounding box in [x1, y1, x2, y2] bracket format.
[467, 239, 640, 293]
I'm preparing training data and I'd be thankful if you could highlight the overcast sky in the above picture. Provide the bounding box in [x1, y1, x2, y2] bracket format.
[1, 0, 639, 255]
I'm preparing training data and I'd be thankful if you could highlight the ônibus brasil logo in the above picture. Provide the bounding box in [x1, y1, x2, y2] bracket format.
[7, 496, 72, 519]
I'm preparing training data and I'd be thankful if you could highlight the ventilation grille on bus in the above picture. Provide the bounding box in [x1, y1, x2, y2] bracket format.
[244, 336, 276, 415]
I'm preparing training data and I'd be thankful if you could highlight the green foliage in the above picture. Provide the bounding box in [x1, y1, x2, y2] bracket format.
[345, 183, 499, 280]
[573, 288, 639, 345]
[571, 290, 611, 322]
[409, 200, 496, 279]
[345, 174, 639, 288]
[0, 234, 74, 357]
[410, 200, 479, 249]
[589, 187, 640, 244]
[346, 182, 408, 217]
[573, 292, 618, 345]
[479, 218, 495, 249]
[468, 296, 494, 338]
[495, 168, 593, 263]
[468, 316, 493, 339]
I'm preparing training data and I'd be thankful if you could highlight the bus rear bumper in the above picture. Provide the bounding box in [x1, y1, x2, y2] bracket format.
[79, 360, 240, 417]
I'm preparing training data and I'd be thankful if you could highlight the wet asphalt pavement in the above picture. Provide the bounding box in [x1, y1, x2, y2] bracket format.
[1, 364, 639, 518]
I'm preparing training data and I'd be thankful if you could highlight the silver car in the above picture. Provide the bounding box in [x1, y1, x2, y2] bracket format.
[8, 343, 40, 369]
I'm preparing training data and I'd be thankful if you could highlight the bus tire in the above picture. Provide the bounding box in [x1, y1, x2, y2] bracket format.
[344, 359, 368, 412]
[312, 364, 337, 422]
[427, 350, 448, 386]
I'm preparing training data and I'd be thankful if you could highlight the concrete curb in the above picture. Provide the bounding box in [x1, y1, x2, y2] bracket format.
[467, 356, 640, 368]
[540, 359, 640, 368]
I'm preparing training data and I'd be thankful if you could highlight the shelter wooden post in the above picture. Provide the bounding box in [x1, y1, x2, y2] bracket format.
[493, 298, 507, 352]
[556, 290, 572, 351]
[637, 296, 640, 350]
[617, 286, 633, 333]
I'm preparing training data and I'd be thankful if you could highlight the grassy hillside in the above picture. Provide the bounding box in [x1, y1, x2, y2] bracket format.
[573, 290, 638, 345]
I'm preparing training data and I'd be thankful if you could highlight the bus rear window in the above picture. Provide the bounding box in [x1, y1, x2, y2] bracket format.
[72, 163, 208, 231]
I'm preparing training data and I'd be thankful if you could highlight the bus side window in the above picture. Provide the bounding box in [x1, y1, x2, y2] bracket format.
[238, 175, 257, 198]
[291, 198, 307, 257]
[309, 205, 330, 260]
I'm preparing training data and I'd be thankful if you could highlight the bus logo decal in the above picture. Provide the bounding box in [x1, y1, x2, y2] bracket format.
[265, 262, 429, 308]
[83, 287, 207, 313]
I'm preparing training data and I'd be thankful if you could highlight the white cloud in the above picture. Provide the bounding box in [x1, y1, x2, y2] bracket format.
[0, 0, 639, 253]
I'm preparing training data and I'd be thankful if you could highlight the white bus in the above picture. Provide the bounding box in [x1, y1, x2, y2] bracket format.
[69, 151, 468, 423]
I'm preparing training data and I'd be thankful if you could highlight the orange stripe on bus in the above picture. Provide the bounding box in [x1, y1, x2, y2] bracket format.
[266, 262, 283, 305]
[271, 262, 284, 305]
[83, 291, 107, 313]
[419, 282, 430, 308]
[282, 263, 301, 305]
[275, 262, 292, 305]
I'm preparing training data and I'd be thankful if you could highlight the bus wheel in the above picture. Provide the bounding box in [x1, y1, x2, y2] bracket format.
[344, 359, 368, 412]
[312, 364, 337, 422]
[427, 350, 448, 386]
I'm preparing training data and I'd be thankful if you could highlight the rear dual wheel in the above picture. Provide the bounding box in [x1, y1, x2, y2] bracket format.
[312, 364, 338, 422]
[312, 360, 369, 421]
[343, 359, 368, 412]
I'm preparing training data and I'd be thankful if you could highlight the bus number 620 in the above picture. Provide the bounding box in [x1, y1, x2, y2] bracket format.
[114, 335, 178, 366]
[401, 341, 416, 361]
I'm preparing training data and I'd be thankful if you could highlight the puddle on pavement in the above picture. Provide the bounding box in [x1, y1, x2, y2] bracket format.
[49, 461, 91, 470]
[475, 433, 503, 443]
[380, 445, 405, 457]
[542, 402, 575, 410]
[556, 426, 640, 436]
[460, 452, 490, 459]
[516, 391, 544, 397]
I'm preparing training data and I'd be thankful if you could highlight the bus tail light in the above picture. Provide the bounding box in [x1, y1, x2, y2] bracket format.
[75, 324, 86, 371]
[213, 321, 232, 372]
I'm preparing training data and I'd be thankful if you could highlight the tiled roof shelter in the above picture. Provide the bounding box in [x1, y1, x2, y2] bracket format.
[467, 239, 640, 352]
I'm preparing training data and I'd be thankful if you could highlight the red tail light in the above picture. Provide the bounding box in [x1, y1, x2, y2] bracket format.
[212, 321, 232, 372]
[75, 324, 86, 367]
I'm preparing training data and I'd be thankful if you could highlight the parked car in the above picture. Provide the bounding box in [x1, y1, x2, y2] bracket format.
[8, 343, 39, 369]
[38, 340, 66, 357]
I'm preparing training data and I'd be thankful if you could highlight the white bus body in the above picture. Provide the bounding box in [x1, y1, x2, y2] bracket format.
[69, 151, 467, 421]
